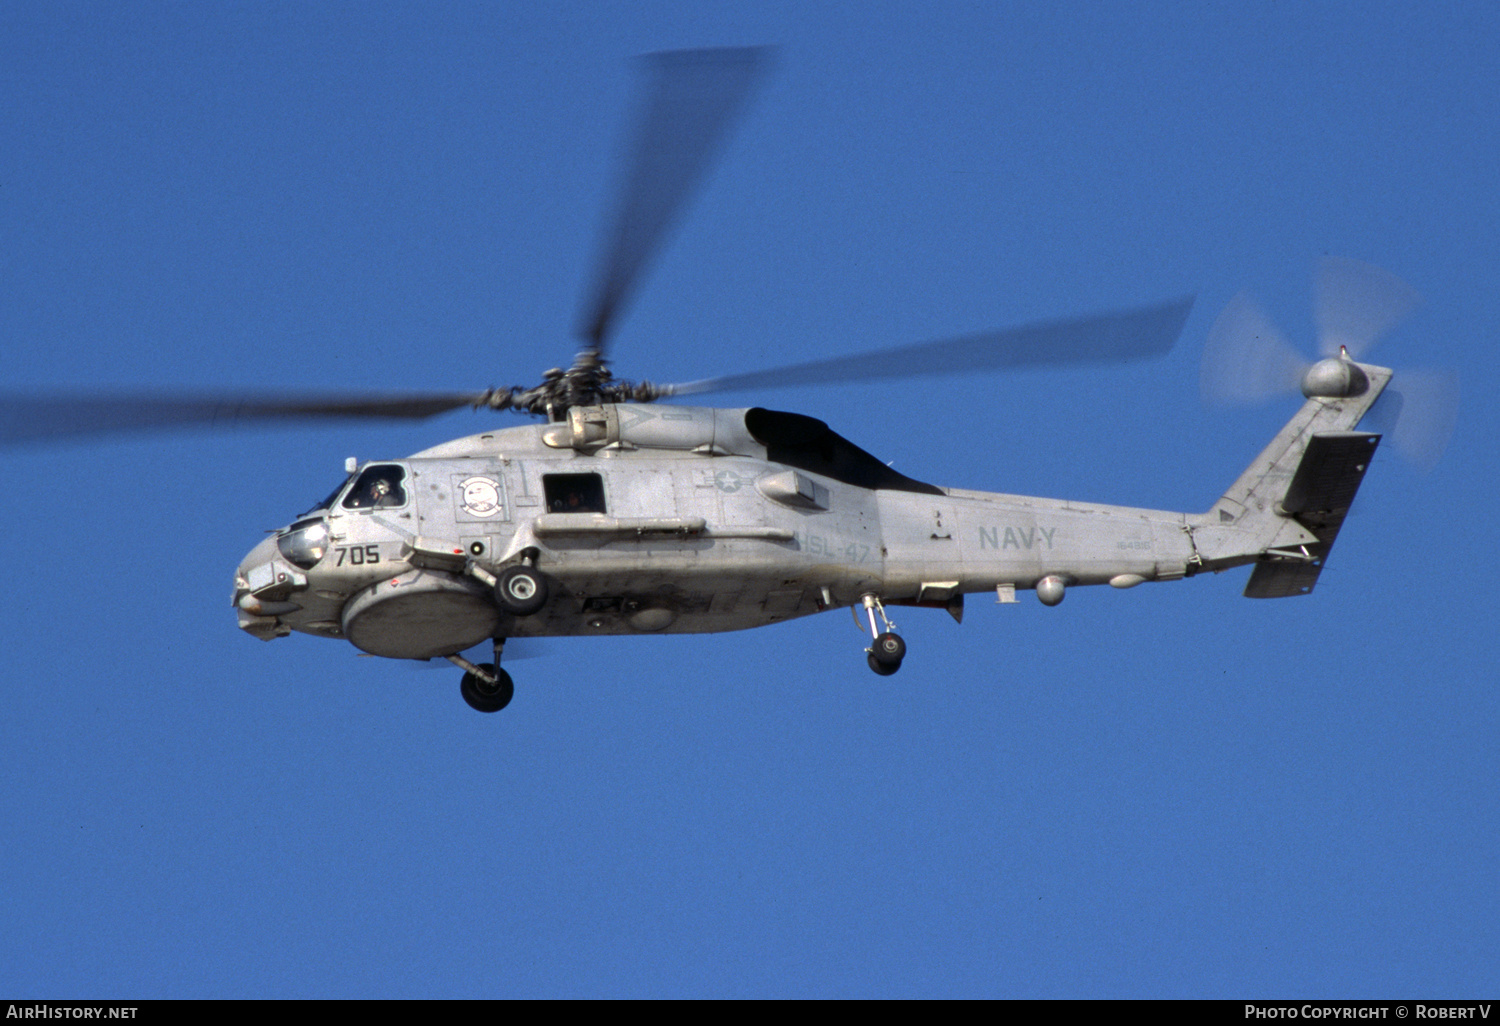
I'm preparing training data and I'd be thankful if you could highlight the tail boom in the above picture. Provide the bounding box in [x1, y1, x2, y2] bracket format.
[1188, 361, 1391, 596]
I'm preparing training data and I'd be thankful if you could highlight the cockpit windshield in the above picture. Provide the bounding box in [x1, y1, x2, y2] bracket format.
[342, 464, 409, 510]
[302, 475, 353, 516]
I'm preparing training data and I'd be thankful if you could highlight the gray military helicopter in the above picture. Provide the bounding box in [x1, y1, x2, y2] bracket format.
[2, 49, 1426, 713]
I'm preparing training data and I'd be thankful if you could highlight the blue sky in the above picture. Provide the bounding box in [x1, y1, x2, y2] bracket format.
[2, 1, 1496, 998]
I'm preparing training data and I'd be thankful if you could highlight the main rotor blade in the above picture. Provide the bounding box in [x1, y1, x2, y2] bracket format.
[577, 47, 773, 351]
[664, 296, 1194, 398]
[0, 390, 490, 445]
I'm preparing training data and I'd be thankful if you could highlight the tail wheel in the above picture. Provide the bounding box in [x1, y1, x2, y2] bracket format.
[870, 631, 905, 667]
[495, 565, 548, 616]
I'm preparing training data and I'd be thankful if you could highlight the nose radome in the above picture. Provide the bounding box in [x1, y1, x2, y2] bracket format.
[234, 535, 292, 640]
[234, 536, 279, 597]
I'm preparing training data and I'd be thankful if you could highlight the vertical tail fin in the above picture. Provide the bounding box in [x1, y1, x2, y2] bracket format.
[1189, 361, 1391, 596]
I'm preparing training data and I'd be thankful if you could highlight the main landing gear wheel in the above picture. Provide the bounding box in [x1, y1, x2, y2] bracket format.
[495, 565, 547, 616]
[460, 663, 514, 713]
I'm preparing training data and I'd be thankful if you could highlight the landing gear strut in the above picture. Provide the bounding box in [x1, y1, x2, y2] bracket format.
[858, 593, 905, 675]
[449, 637, 515, 713]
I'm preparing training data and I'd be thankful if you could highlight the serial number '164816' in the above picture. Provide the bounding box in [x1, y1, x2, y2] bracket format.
[795, 533, 870, 563]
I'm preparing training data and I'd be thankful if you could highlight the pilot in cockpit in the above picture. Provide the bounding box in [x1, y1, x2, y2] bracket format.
[343, 465, 407, 510]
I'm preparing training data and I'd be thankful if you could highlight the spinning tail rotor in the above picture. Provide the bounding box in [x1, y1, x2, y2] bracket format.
[1201, 257, 1457, 470]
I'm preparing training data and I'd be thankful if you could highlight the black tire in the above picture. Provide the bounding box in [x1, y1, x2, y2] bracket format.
[495, 565, 547, 616]
[870, 631, 906, 667]
[867, 651, 900, 676]
[460, 664, 514, 713]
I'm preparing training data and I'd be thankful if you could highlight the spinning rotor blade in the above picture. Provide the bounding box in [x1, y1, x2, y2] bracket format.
[664, 296, 1194, 398]
[1200, 291, 1310, 406]
[1200, 259, 1457, 471]
[1315, 255, 1421, 358]
[0, 390, 492, 445]
[1364, 369, 1460, 472]
[577, 47, 772, 351]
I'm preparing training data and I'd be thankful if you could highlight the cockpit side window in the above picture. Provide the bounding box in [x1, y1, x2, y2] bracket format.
[342, 464, 409, 510]
[543, 473, 606, 513]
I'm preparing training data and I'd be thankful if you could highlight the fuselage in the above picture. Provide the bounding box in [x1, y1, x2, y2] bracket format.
[233, 403, 1205, 661]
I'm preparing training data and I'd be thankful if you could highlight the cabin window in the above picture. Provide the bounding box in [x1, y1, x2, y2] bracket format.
[543, 473, 606, 513]
[342, 464, 408, 510]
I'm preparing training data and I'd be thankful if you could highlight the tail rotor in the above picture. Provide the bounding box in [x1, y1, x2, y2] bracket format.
[1201, 257, 1457, 470]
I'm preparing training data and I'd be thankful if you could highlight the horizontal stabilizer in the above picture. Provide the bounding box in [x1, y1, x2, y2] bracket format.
[1280, 432, 1380, 517]
[1245, 557, 1326, 598]
[1245, 431, 1381, 598]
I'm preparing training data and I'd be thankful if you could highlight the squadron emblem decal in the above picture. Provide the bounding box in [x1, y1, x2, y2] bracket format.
[459, 476, 503, 518]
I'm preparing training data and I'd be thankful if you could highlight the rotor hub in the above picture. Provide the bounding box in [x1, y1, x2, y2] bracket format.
[1301, 352, 1369, 399]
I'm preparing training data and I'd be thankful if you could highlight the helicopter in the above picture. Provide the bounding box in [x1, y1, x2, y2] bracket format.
[2, 48, 1427, 714]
